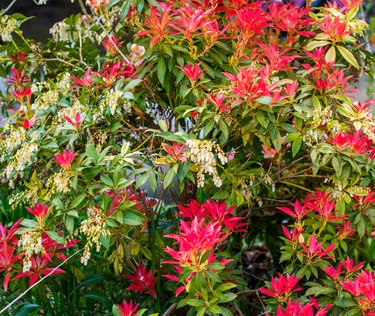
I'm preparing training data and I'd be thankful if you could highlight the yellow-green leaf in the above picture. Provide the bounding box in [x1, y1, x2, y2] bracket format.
[305, 40, 330, 51]
[337, 45, 359, 69]
[325, 45, 336, 63]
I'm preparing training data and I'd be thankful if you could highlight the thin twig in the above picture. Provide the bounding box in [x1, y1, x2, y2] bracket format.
[258, 197, 293, 204]
[0, 248, 83, 314]
[41, 58, 78, 69]
[236, 289, 258, 295]
[256, 289, 266, 312]
[98, 22, 131, 64]
[234, 302, 245, 316]
[1, 0, 17, 16]
[161, 303, 177, 316]
[271, 155, 308, 180]
[77, 0, 88, 15]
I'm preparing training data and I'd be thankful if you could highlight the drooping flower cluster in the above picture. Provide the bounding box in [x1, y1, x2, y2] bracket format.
[2, 141, 39, 184]
[184, 139, 228, 187]
[0, 15, 18, 42]
[78, 206, 110, 265]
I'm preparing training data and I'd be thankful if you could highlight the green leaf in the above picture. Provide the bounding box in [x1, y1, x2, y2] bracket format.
[100, 174, 114, 187]
[65, 215, 75, 235]
[69, 193, 87, 210]
[124, 79, 142, 91]
[120, 0, 132, 22]
[157, 56, 166, 85]
[332, 156, 341, 176]
[270, 125, 281, 151]
[136, 173, 149, 189]
[204, 270, 221, 283]
[208, 305, 222, 314]
[216, 282, 237, 292]
[123, 211, 145, 226]
[206, 262, 225, 270]
[203, 119, 215, 138]
[357, 215, 366, 238]
[305, 286, 336, 296]
[15, 303, 40, 316]
[305, 40, 330, 51]
[219, 293, 237, 303]
[81, 292, 112, 309]
[178, 268, 192, 282]
[158, 119, 168, 132]
[185, 299, 205, 307]
[21, 219, 38, 228]
[279, 123, 297, 133]
[164, 166, 176, 189]
[46, 231, 65, 244]
[149, 171, 157, 193]
[82, 167, 101, 180]
[256, 96, 273, 105]
[156, 132, 187, 143]
[346, 6, 359, 20]
[177, 161, 190, 183]
[86, 144, 99, 164]
[292, 136, 302, 157]
[100, 235, 110, 249]
[196, 307, 207, 316]
[112, 305, 122, 316]
[337, 45, 359, 69]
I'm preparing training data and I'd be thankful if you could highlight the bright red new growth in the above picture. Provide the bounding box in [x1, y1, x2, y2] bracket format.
[13, 256, 65, 286]
[102, 35, 122, 57]
[116, 300, 139, 316]
[55, 150, 76, 169]
[163, 143, 187, 162]
[64, 112, 81, 127]
[259, 273, 301, 301]
[25, 203, 49, 219]
[70, 69, 93, 89]
[177, 63, 204, 87]
[123, 263, 157, 297]
[17, 117, 36, 130]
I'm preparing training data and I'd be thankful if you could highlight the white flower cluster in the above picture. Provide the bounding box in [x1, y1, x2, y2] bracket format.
[2, 142, 39, 182]
[0, 125, 26, 162]
[0, 16, 17, 42]
[9, 185, 39, 209]
[239, 175, 255, 203]
[78, 206, 110, 266]
[46, 170, 72, 199]
[302, 129, 327, 145]
[50, 21, 71, 43]
[50, 17, 96, 44]
[18, 231, 44, 272]
[100, 90, 123, 115]
[57, 72, 71, 95]
[184, 139, 228, 188]
[312, 107, 333, 127]
[31, 80, 50, 93]
[31, 90, 59, 112]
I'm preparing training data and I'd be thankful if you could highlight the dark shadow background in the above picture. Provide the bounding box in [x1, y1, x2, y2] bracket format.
[1, 0, 82, 41]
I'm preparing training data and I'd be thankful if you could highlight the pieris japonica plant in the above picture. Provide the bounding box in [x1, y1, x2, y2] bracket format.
[0, 0, 374, 315]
